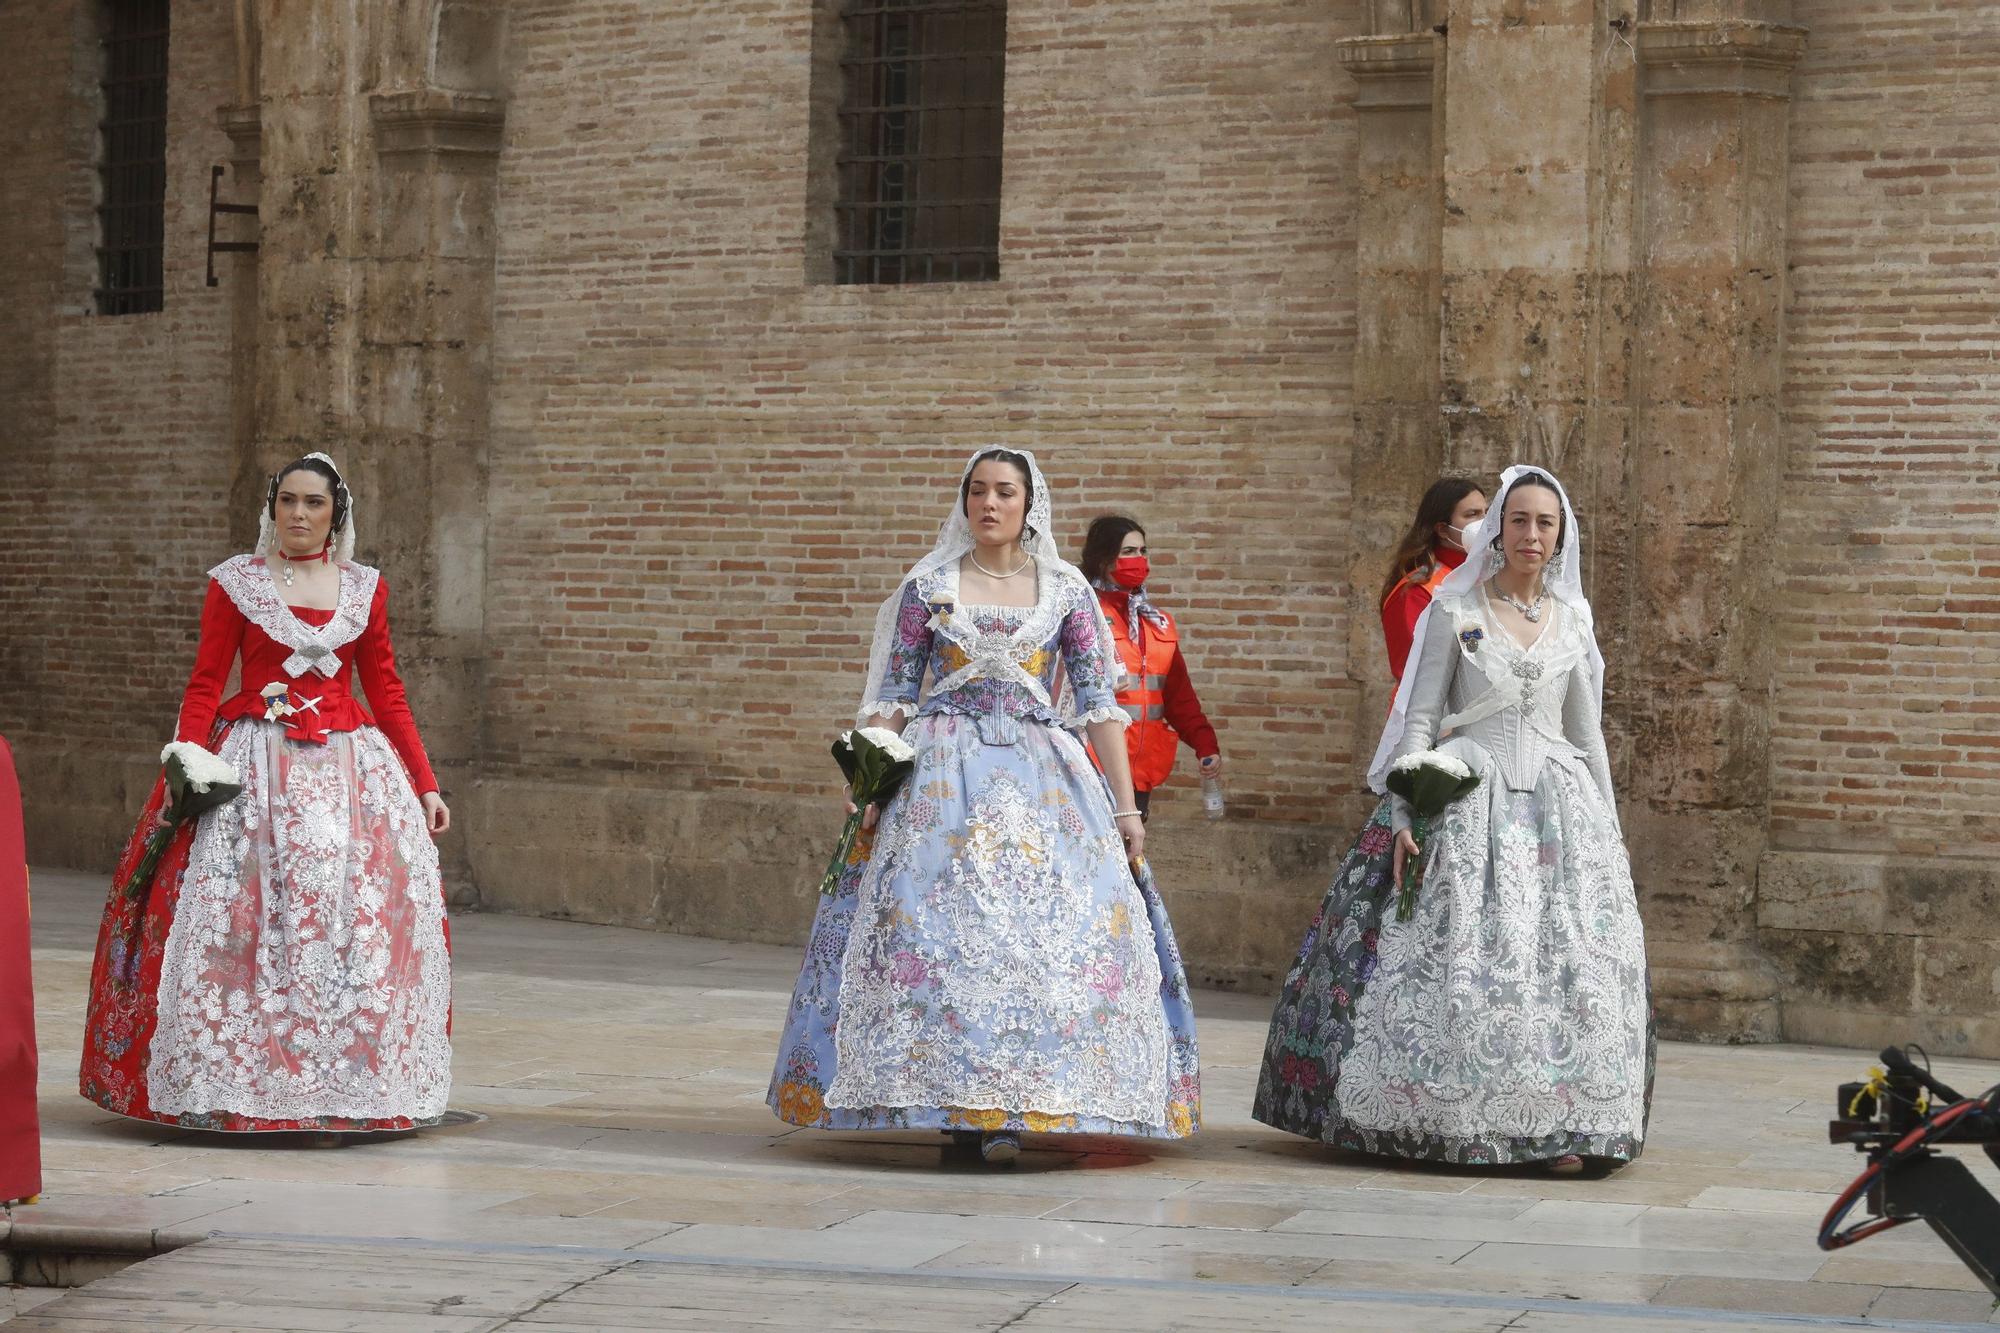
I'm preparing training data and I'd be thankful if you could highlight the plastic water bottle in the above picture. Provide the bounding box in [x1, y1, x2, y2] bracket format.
[1201, 768, 1225, 821]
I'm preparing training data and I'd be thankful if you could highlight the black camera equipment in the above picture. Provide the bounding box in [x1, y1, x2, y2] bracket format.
[1822, 1044, 2000, 1297]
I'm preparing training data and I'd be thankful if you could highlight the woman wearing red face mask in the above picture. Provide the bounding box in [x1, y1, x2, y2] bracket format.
[1080, 516, 1221, 820]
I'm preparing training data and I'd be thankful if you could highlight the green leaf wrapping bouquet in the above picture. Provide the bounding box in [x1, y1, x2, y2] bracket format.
[818, 726, 918, 896]
[1384, 749, 1481, 922]
[120, 741, 244, 899]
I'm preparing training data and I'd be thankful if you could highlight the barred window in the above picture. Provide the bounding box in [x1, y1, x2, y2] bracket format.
[95, 0, 169, 316]
[834, 0, 1005, 285]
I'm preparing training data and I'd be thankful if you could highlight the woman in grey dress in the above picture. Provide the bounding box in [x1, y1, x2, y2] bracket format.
[1253, 465, 1651, 1174]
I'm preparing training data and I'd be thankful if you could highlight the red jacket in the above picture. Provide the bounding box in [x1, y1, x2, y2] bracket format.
[179, 557, 439, 795]
[1380, 544, 1467, 682]
[1096, 590, 1219, 793]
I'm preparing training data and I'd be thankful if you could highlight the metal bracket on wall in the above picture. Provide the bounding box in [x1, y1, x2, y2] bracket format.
[206, 164, 259, 287]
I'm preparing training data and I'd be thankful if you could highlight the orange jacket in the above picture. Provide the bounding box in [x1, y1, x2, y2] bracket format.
[1379, 545, 1467, 682]
[1096, 591, 1219, 792]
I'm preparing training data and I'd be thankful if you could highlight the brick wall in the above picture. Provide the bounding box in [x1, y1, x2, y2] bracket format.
[466, 0, 1364, 971]
[0, 1, 239, 857]
[1763, 0, 2000, 1052]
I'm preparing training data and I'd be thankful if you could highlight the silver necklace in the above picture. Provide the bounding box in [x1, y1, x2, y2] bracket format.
[1494, 584, 1547, 623]
[969, 552, 1032, 579]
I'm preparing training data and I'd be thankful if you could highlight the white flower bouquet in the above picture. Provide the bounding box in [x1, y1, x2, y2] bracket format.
[120, 742, 244, 899]
[1384, 749, 1481, 922]
[818, 726, 918, 896]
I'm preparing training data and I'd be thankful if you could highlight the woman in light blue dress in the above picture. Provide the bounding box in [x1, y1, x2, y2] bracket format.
[770, 448, 1201, 1165]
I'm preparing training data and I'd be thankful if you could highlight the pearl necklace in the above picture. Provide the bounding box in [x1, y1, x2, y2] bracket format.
[969, 552, 1032, 579]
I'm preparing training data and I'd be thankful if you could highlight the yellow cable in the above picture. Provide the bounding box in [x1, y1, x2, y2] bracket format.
[1848, 1068, 1890, 1118]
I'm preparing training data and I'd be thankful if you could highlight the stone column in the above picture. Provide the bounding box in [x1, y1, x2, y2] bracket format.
[1625, 2, 1805, 1039]
[1434, 2, 1612, 492]
[1336, 4, 1444, 740]
[1419, 1, 1646, 688]
[246, 1, 506, 897]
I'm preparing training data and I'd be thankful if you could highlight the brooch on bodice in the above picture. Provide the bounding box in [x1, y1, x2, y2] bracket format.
[1458, 627, 1484, 653]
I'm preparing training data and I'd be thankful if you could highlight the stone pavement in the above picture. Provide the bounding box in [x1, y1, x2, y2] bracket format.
[6, 868, 1999, 1331]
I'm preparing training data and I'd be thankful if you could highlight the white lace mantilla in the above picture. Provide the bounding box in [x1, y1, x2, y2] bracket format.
[210, 554, 379, 679]
[147, 718, 452, 1122]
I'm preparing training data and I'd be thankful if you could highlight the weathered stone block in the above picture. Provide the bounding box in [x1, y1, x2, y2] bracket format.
[373, 155, 502, 262]
[1441, 270, 1594, 404]
[1354, 276, 1440, 399]
[433, 2, 507, 92]
[1444, 26, 1594, 176]
[1761, 927, 1916, 1012]
[1623, 806, 1764, 944]
[257, 6, 349, 99]
[471, 842, 662, 929]
[1915, 937, 2000, 1015]
[1756, 849, 1888, 935]
[1780, 1007, 1998, 1062]
[1893, 858, 2000, 943]
[1624, 686, 1769, 810]
[1442, 170, 1594, 272]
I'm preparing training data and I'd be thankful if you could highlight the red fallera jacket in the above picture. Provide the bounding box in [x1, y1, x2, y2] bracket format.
[180, 565, 439, 795]
[1380, 544, 1468, 683]
[1096, 590, 1219, 794]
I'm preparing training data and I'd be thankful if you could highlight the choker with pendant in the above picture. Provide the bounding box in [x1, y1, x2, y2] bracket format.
[275, 543, 331, 588]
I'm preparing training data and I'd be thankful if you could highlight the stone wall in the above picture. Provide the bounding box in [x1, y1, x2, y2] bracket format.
[0, 0, 1995, 1051]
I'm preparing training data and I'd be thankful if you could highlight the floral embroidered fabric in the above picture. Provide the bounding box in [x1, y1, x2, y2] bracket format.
[862, 569, 1126, 737]
[773, 601, 1199, 1138]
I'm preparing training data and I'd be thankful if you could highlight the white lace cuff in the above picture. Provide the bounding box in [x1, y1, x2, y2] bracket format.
[1067, 704, 1130, 730]
[858, 700, 918, 727]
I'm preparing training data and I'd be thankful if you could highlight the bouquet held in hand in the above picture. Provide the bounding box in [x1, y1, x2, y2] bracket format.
[818, 727, 917, 896]
[120, 742, 243, 899]
[1385, 749, 1481, 922]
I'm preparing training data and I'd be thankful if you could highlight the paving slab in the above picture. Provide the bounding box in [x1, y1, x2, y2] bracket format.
[12, 1239, 2000, 1332]
[9, 866, 2000, 1330]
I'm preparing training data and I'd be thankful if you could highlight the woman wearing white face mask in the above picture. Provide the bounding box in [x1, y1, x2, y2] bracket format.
[1379, 479, 1488, 682]
[1255, 466, 1650, 1176]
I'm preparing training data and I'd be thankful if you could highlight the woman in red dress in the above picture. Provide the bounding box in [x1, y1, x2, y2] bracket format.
[1378, 478, 1487, 682]
[80, 454, 454, 1132]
